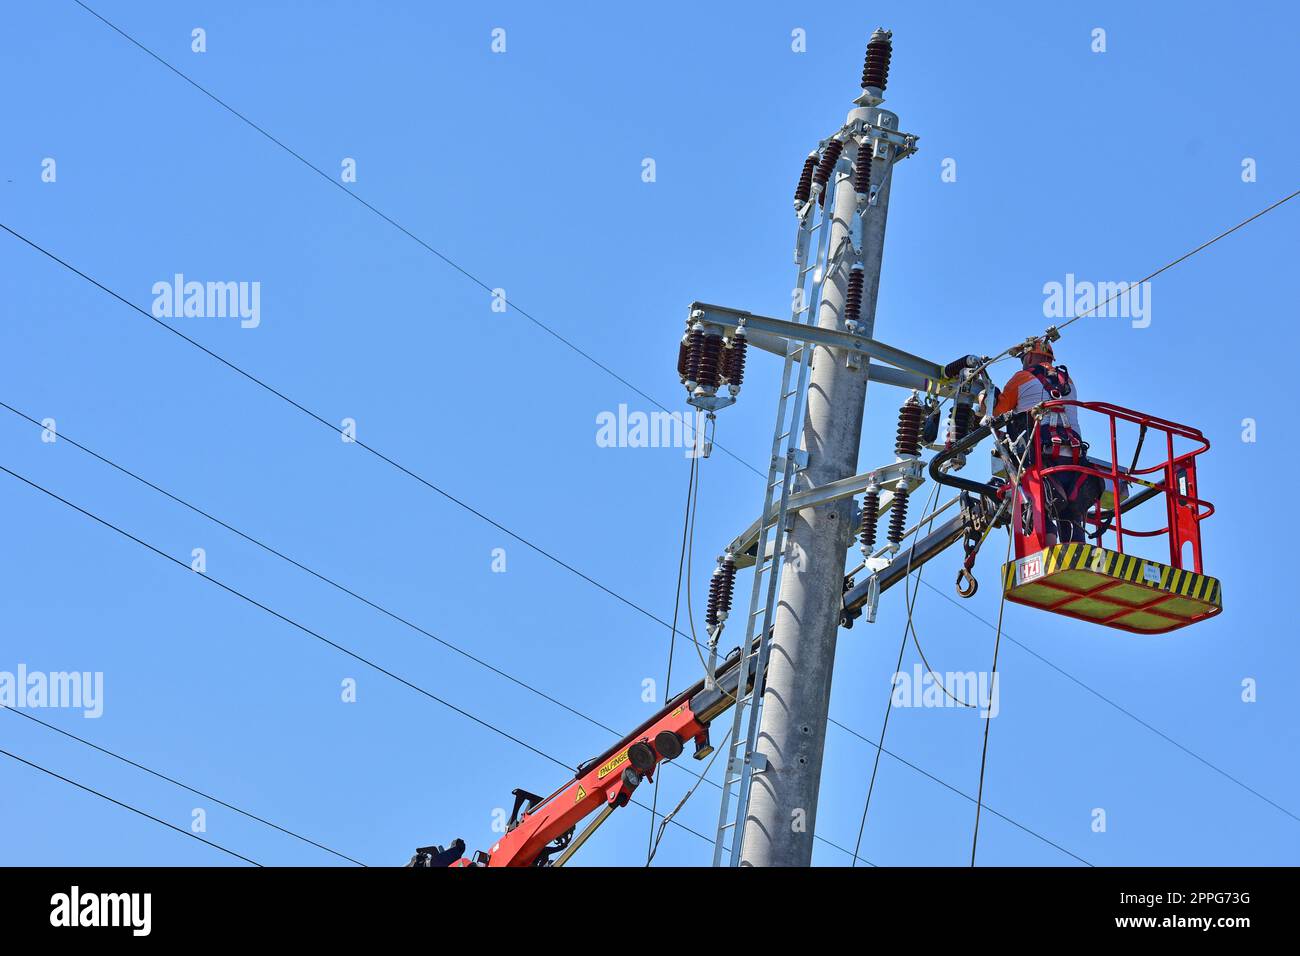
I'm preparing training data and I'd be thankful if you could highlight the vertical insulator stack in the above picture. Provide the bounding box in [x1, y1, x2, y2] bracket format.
[844, 268, 865, 326]
[705, 553, 737, 629]
[949, 404, 973, 445]
[676, 334, 691, 383]
[895, 395, 924, 458]
[859, 487, 880, 553]
[813, 139, 844, 205]
[683, 325, 704, 391]
[853, 143, 873, 195]
[794, 152, 817, 205]
[721, 332, 747, 393]
[694, 332, 724, 392]
[887, 488, 909, 545]
[860, 28, 893, 92]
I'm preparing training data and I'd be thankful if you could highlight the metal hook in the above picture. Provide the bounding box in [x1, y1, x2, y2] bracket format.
[956, 567, 978, 599]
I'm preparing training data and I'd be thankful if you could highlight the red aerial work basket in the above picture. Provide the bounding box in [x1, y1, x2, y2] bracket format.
[1001, 401, 1222, 634]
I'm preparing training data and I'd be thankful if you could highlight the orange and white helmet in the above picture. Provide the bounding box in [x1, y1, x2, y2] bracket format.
[1024, 336, 1054, 361]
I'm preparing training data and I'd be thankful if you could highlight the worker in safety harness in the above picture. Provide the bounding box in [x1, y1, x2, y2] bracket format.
[992, 337, 1102, 545]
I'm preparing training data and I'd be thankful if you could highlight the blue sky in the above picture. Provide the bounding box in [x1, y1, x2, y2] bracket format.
[1, 1, 1296, 867]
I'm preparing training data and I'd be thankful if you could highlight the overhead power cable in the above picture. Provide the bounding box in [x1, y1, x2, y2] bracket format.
[979, 188, 1300, 375]
[970, 532, 1013, 866]
[0, 222, 695, 646]
[68, 0, 762, 481]
[0, 406, 1082, 864]
[0, 399, 620, 741]
[0, 460, 857, 862]
[2, 706, 365, 866]
[647, 452, 698, 864]
[56, 3, 1300, 820]
[0, 460, 571, 774]
[5, 181, 1289, 853]
[0, 746, 262, 866]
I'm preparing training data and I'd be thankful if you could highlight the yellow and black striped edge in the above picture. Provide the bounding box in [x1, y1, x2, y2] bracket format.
[1001, 543, 1222, 607]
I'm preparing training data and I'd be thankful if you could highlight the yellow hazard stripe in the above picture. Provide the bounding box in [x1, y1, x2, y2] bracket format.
[1003, 543, 1221, 608]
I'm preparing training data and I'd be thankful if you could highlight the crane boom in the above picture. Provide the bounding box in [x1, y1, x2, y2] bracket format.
[410, 642, 760, 867]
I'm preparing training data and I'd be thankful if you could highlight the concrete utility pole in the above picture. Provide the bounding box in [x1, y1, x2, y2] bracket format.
[740, 30, 903, 867]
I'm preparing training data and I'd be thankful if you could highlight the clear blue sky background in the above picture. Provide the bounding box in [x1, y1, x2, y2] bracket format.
[1, 1, 1296, 867]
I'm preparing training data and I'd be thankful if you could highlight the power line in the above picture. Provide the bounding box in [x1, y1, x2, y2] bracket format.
[0, 459, 798, 862]
[0, 399, 622, 742]
[0, 407, 1077, 865]
[0, 222, 694, 646]
[829, 717, 1092, 866]
[648, 453, 697, 864]
[2, 706, 365, 866]
[0, 746, 262, 866]
[67, 0, 763, 482]
[3, 142, 1278, 869]
[0, 460, 572, 774]
[851, 483, 945, 866]
[0, 405, 886, 863]
[973, 188, 1300, 378]
[1056, 188, 1300, 334]
[970, 534, 1013, 866]
[58, 0, 1300, 851]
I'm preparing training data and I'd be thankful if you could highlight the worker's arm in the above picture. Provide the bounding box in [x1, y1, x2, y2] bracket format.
[993, 370, 1031, 417]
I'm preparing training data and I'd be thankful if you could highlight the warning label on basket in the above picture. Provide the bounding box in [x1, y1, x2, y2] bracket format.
[1015, 554, 1044, 585]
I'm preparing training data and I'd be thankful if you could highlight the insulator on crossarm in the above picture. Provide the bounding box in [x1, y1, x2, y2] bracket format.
[677, 333, 691, 384]
[887, 487, 909, 546]
[814, 140, 844, 206]
[794, 152, 817, 206]
[948, 403, 973, 446]
[844, 267, 865, 327]
[895, 394, 924, 458]
[860, 28, 893, 93]
[684, 325, 704, 392]
[694, 332, 724, 395]
[705, 553, 737, 630]
[859, 486, 880, 555]
[722, 331, 747, 396]
[853, 142, 873, 196]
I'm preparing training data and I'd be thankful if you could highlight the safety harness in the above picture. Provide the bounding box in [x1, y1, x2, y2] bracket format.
[1027, 364, 1084, 463]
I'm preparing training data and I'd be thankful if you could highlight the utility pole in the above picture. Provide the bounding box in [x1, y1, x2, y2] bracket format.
[740, 29, 905, 867]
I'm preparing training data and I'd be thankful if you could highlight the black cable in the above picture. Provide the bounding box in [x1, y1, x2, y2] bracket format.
[0, 231, 1129, 866]
[67, 0, 764, 482]
[59, 0, 1300, 841]
[0, 222, 694, 645]
[0, 399, 621, 741]
[830, 717, 1092, 866]
[971, 534, 1013, 865]
[0, 461, 572, 774]
[0, 407, 881, 863]
[0, 746, 261, 866]
[849, 581, 913, 865]
[647, 453, 697, 864]
[851, 482, 941, 866]
[2, 706, 365, 866]
[0, 460, 745, 862]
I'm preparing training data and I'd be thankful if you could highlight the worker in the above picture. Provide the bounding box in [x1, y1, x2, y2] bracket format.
[992, 337, 1101, 545]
